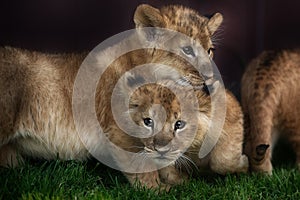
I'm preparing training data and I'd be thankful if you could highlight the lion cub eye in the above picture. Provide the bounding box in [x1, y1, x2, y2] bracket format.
[182, 46, 195, 57]
[174, 120, 186, 130]
[143, 118, 154, 127]
[207, 47, 215, 57]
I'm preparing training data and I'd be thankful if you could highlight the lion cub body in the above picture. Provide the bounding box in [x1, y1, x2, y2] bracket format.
[121, 79, 247, 187]
[0, 48, 88, 163]
[0, 4, 231, 189]
[242, 49, 300, 173]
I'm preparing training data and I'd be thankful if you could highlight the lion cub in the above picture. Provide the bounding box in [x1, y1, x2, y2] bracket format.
[0, 4, 226, 189]
[242, 49, 300, 174]
[121, 75, 248, 188]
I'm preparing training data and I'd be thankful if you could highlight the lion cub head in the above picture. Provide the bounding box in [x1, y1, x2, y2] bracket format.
[112, 72, 212, 169]
[132, 4, 223, 89]
[134, 4, 223, 56]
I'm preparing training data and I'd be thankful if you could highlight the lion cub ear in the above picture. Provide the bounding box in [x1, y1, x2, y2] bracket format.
[207, 13, 223, 35]
[134, 4, 165, 28]
[119, 71, 145, 95]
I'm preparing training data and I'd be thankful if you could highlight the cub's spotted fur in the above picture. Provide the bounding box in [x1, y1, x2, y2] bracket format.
[242, 49, 300, 174]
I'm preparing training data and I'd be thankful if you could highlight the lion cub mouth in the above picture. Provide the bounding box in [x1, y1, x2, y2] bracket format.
[144, 146, 181, 164]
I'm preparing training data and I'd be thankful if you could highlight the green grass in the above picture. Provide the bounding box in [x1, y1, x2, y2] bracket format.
[0, 159, 299, 200]
[1, 141, 299, 200]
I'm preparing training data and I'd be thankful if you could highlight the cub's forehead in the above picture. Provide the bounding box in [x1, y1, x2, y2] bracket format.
[133, 82, 196, 105]
[160, 5, 209, 40]
[138, 84, 176, 101]
[161, 5, 207, 23]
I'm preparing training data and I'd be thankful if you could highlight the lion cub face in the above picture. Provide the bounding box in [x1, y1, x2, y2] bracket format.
[133, 4, 223, 84]
[122, 80, 203, 167]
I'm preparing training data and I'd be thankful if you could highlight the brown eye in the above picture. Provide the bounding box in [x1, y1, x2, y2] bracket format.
[207, 47, 215, 57]
[143, 118, 154, 127]
[174, 120, 186, 130]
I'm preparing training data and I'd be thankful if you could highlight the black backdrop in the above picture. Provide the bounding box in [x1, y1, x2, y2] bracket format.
[1, 0, 300, 97]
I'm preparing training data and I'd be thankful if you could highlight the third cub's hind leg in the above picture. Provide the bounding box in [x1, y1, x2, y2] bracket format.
[243, 98, 275, 174]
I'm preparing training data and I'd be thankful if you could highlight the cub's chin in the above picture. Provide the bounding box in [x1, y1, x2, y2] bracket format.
[150, 152, 180, 166]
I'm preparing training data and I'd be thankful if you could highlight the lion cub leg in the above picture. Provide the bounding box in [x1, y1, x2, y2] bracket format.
[159, 165, 188, 186]
[0, 143, 23, 167]
[124, 171, 170, 190]
[209, 134, 249, 174]
[124, 165, 187, 191]
[244, 105, 274, 174]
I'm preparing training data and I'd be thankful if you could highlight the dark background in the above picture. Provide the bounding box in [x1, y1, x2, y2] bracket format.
[1, 0, 300, 97]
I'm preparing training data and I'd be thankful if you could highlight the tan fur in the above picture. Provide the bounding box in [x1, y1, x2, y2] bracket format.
[187, 89, 248, 175]
[122, 79, 248, 187]
[118, 80, 201, 188]
[242, 49, 300, 174]
[0, 4, 224, 189]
